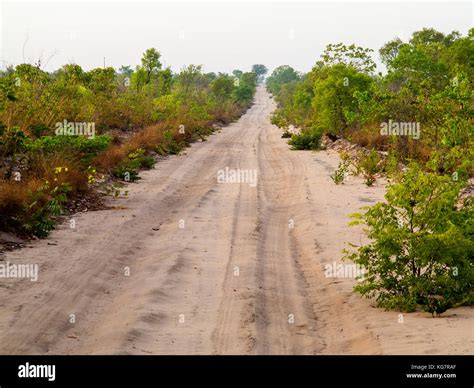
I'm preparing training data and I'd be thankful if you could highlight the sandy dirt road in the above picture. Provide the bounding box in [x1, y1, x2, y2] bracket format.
[0, 86, 472, 355]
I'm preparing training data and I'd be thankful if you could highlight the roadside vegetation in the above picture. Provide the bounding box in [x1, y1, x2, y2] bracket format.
[268, 28, 473, 315]
[0, 49, 257, 237]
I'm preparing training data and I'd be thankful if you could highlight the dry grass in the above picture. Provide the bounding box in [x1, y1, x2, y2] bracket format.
[93, 123, 168, 172]
[30, 155, 89, 194]
[350, 127, 391, 150]
[0, 178, 43, 232]
[129, 123, 166, 151]
[0, 179, 40, 213]
[93, 144, 131, 172]
[0, 153, 90, 234]
[212, 101, 241, 124]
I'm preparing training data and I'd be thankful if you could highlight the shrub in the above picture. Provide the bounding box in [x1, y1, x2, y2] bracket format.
[356, 149, 381, 186]
[24, 179, 71, 237]
[270, 112, 288, 128]
[349, 128, 390, 150]
[331, 161, 349, 184]
[0, 155, 89, 236]
[345, 164, 474, 315]
[27, 135, 112, 165]
[0, 127, 30, 157]
[156, 130, 184, 155]
[29, 124, 49, 139]
[0, 178, 40, 233]
[288, 127, 323, 150]
[112, 148, 155, 181]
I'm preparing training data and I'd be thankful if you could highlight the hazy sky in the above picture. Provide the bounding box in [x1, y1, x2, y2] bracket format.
[1, 1, 472, 74]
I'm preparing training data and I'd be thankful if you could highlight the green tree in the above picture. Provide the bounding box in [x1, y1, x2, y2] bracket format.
[266, 65, 299, 95]
[252, 64, 268, 83]
[87, 67, 116, 94]
[316, 43, 376, 74]
[118, 65, 133, 77]
[345, 163, 474, 315]
[379, 38, 404, 67]
[310, 63, 373, 135]
[232, 69, 243, 79]
[211, 74, 235, 102]
[233, 72, 257, 105]
[140, 48, 162, 83]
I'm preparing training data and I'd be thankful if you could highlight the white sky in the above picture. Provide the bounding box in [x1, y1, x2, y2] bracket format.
[1, 1, 472, 74]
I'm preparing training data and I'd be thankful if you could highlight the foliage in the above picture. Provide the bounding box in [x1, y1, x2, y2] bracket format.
[356, 149, 381, 186]
[252, 64, 268, 82]
[331, 152, 354, 185]
[24, 169, 72, 237]
[331, 159, 350, 185]
[345, 164, 473, 315]
[269, 28, 473, 163]
[316, 43, 376, 74]
[266, 65, 300, 95]
[112, 148, 156, 182]
[157, 130, 184, 155]
[233, 72, 257, 105]
[27, 135, 111, 162]
[0, 126, 29, 156]
[311, 63, 374, 135]
[288, 126, 323, 150]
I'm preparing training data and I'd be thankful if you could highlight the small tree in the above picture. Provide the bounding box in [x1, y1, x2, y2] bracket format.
[232, 69, 243, 79]
[316, 43, 376, 74]
[345, 163, 474, 315]
[141, 48, 162, 83]
[211, 74, 235, 102]
[251, 64, 268, 83]
[233, 72, 257, 105]
[132, 48, 162, 90]
[118, 65, 133, 77]
[266, 65, 299, 95]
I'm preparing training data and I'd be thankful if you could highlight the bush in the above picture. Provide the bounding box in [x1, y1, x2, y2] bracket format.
[112, 148, 155, 181]
[27, 135, 112, 165]
[0, 127, 29, 156]
[288, 127, 323, 150]
[24, 180, 71, 237]
[345, 164, 474, 315]
[270, 112, 288, 128]
[156, 130, 184, 155]
[355, 149, 381, 186]
[331, 161, 349, 184]
[0, 179, 39, 233]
